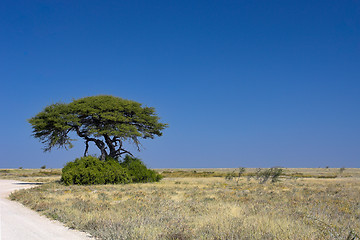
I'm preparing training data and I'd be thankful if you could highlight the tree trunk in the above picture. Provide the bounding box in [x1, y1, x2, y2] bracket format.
[75, 126, 108, 161]
[94, 139, 107, 161]
[100, 150, 106, 161]
[84, 140, 89, 157]
[104, 135, 117, 159]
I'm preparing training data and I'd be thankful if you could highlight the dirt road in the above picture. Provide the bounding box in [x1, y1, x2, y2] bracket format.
[0, 180, 92, 240]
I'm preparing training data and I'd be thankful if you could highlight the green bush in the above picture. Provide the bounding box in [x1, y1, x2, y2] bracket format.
[61, 156, 131, 185]
[120, 155, 163, 183]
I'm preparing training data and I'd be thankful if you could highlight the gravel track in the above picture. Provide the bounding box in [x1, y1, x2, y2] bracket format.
[0, 180, 92, 240]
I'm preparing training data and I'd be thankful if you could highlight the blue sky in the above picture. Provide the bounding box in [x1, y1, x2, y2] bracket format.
[0, 0, 359, 168]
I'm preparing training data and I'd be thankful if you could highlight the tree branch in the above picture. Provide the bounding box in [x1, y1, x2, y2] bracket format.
[74, 126, 108, 160]
[119, 149, 134, 157]
[104, 134, 116, 157]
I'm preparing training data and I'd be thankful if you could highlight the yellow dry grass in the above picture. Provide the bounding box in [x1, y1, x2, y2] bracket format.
[9, 169, 360, 240]
[0, 168, 61, 182]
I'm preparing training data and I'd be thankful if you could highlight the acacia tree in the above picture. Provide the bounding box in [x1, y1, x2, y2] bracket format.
[28, 95, 168, 161]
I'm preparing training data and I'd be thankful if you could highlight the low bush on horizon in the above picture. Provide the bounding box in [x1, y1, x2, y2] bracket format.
[255, 167, 283, 183]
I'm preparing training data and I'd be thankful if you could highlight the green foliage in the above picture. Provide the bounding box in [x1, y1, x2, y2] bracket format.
[28, 95, 168, 159]
[61, 156, 131, 185]
[40, 165, 46, 169]
[61, 155, 161, 185]
[120, 155, 163, 183]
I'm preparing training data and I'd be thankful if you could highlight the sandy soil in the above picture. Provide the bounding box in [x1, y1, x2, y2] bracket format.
[0, 180, 92, 240]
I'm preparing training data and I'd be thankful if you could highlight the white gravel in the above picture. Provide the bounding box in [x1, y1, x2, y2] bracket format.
[0, 180, 92, 240]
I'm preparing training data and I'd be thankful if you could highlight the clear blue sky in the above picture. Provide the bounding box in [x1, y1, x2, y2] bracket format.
[1, 0, 359, 168]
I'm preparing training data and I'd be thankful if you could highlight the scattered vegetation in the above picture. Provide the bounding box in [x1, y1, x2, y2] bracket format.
[158, 167, 356, 179]
[160, 170, 221, 178]
[0, 168, 62, 182]
[10, 175, 360, 240]
[225, 167, 284, 184]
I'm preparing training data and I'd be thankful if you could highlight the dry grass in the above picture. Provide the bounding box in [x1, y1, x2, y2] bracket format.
[9, 169, 360, 240]
[157, 167, 360, 179]
[0, 168, 61, 182]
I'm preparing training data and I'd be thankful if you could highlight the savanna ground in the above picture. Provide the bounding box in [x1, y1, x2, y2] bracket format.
[1, 168, 360, 240]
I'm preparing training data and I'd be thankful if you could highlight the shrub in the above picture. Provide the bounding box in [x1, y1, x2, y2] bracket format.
[255, 167, 283, 184]
[40, 165, 46, 169]
[225, 167, 246, 185]
[61, 156, 131, 185]
[120, 155, 163, 183]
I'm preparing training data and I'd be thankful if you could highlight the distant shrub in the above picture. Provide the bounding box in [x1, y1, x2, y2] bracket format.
[255, 167, 283, 184]
[317, 175, 337, 179]
[61, 156, 131, 185]
[40, 165, 46, 169]
[225, 167, 246, 185]
[120, 155, 163, 183]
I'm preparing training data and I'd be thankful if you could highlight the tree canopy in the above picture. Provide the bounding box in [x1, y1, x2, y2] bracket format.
[28, 95, 168, 160]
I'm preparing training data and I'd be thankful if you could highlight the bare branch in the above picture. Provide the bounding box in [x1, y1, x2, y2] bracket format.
[119, 149, 134, 157]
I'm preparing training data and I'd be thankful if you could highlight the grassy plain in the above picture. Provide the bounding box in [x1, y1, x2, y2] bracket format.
[0, 168, 61, 182]
[3, 168, 360, 240]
